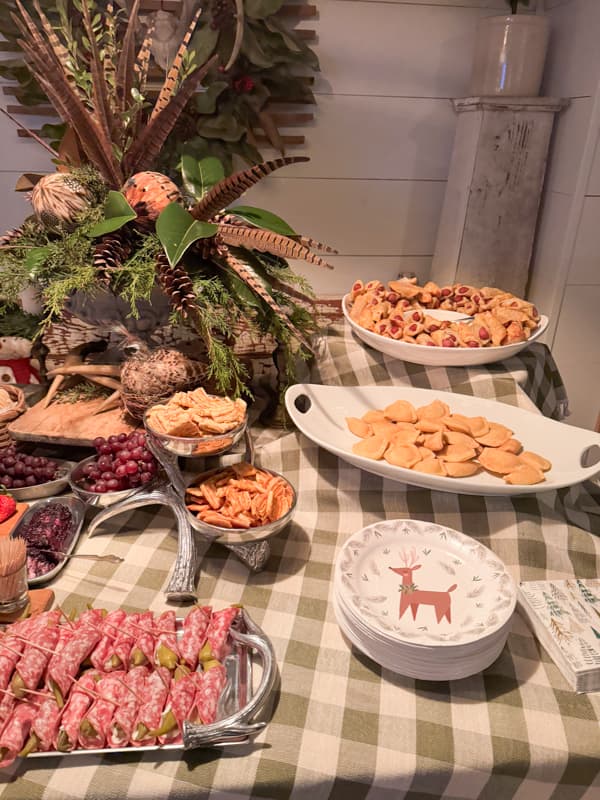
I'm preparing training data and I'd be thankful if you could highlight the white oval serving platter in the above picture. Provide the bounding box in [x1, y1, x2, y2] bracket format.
[284, 383, 600, 496]
[342, 294, 549, 367]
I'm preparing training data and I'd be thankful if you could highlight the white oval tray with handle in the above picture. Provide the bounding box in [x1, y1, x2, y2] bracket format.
[285, 384, 600, 496]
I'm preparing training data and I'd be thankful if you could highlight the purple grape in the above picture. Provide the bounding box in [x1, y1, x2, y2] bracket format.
[118, 433, 128, 443]
[108, 435, 119, 444]
[93, 437, 106, 450]
[1, 476, 12, 489]
[2, 456, 15, 468]
[128, 474, 141, 487]
[97, 455, 112, 470]
[5, 467, 15, 477]
[12, 479, 25, 488]
[145, 461, 157, 475]
[100, 444, 112, 456]
[140, 471, 152, 484]
[89, 468, 102, 481]
[13, 463, 25, 476]
[25, 475, 37, 486]
[22, 466, 34, 478]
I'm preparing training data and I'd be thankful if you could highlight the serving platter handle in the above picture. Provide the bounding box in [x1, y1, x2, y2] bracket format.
[183, 613, 277, 749]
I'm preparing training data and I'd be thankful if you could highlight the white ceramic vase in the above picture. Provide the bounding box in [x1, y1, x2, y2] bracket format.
[469, 14, 550, 97]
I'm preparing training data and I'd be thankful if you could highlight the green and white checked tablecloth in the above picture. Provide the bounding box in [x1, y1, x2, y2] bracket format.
[2, 324, 600, 800]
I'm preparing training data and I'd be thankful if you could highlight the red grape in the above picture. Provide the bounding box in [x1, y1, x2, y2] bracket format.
[95, 480, 108, 493]
[101, 471, 115, 481]
[118, 433, 128, 443]
[140, 471, 152, 484]
[115, 464, 128, 478]
[99, 444, 112, 455]
[106, 478, 120, 491]
[125, 461, 139, 475]
[93, 437, 106, 449]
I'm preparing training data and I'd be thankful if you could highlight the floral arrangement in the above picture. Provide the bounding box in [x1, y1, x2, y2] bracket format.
[0, 0, 334, 403]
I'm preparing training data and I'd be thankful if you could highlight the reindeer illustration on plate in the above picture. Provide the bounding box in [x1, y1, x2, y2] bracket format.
[389, 547, 457, 624]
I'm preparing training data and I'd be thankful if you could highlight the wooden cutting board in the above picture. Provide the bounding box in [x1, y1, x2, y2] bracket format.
[8, 398, 140, 446]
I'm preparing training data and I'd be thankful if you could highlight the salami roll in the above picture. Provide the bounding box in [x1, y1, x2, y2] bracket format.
[89, 610, 127, 671]
[56, 670, 101, 752]
[203, 607, 239, 663]
[28, 695, 62, 752]
[0, 692, 16, 737]
[12, 623, 60, 698]
[130, 611, 155, 667]
[154, 611, 179, 671]
[131, 666, 171, 746]
[108, 612, 141, 671]
[46, 624, 101, 704]
[192, 663, 227, 725]
[179, 606, 211, 671]
[78, 671, 127, 749]
[107, 666, 148, 748]
[156, 672, 198, 745]
[0, 700, 39, 768]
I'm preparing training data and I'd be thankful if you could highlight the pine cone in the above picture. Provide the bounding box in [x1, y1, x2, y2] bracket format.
[93, 230, 134, 284]
[0, 227, 23, 248]
[155, 253, 198, 318]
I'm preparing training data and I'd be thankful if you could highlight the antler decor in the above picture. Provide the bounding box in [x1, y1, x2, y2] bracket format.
[0, 0, 335, 402]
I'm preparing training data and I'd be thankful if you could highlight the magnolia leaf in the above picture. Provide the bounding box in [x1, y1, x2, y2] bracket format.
[229, 205, 296, 236]
[245, 0, 284, 19]
[25, 246, 49, 273]
[190, 23, 219, 64]
[241, 25, 273, 68]
[194, 81, 228, 114]
[181, 155, 224, 200]
[88, 191, 137, 237]
[196, 113, 246, 142]
[156, 202, 217, 267]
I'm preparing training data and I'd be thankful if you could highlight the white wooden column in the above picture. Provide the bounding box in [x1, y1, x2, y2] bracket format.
[431, 96, 568, 296]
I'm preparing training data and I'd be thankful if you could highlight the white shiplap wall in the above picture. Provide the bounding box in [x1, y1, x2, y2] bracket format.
[0, 1, 508, 296]
[527, 0, 600, 428]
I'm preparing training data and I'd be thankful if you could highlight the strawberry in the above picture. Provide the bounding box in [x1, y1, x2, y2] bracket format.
[0, 487, 17, 524]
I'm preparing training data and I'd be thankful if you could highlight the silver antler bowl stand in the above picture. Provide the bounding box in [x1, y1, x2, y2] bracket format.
[83, 427, 272, 603]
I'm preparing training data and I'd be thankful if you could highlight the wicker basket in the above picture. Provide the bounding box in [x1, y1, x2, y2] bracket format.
[0, 385, 26, 450]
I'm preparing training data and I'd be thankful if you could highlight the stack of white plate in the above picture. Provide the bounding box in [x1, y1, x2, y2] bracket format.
[333, 519, 517, 680]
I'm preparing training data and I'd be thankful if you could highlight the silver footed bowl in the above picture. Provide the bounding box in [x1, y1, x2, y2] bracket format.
[68, 455, 140, 508]
[185, 465, 297, 545]
[143, 409, 248, 458]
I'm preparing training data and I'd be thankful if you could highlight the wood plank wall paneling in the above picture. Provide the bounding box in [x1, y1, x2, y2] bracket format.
[1, 0, 508, 296]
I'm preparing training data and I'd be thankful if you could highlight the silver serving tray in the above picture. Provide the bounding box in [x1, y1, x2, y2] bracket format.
[27, 608, 276, 756]
[10, 495, 87, 586]
[10, 459, 77, 501]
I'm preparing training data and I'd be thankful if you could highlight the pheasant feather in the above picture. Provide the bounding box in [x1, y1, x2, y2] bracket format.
[191, 157, 309, 222]
[221, 251, 315, 353]
[81, 0, 119, 155]
[135, 22, 155, 95]
[16, 35, 120, 185]
[115, 0, 141, 113]
[217, 224, 334, 269]
[32, 0, 73, 83]
[150, 7, 202, 122]
[125, 55, 218, 174]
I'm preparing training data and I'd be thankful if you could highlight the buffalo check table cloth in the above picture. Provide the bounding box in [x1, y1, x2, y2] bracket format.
[2, 323, 600, 800]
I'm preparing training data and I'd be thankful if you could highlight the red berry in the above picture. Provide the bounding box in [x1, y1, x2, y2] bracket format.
[0, 491, 17, 524]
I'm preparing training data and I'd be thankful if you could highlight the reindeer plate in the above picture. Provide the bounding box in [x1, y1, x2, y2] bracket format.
[334, 519, 516, 648]
[285, 384, 600, 496]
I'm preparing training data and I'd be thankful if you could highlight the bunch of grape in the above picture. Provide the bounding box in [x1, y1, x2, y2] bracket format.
[0, 445, 59, 490]
[77, 431, 158, 494]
